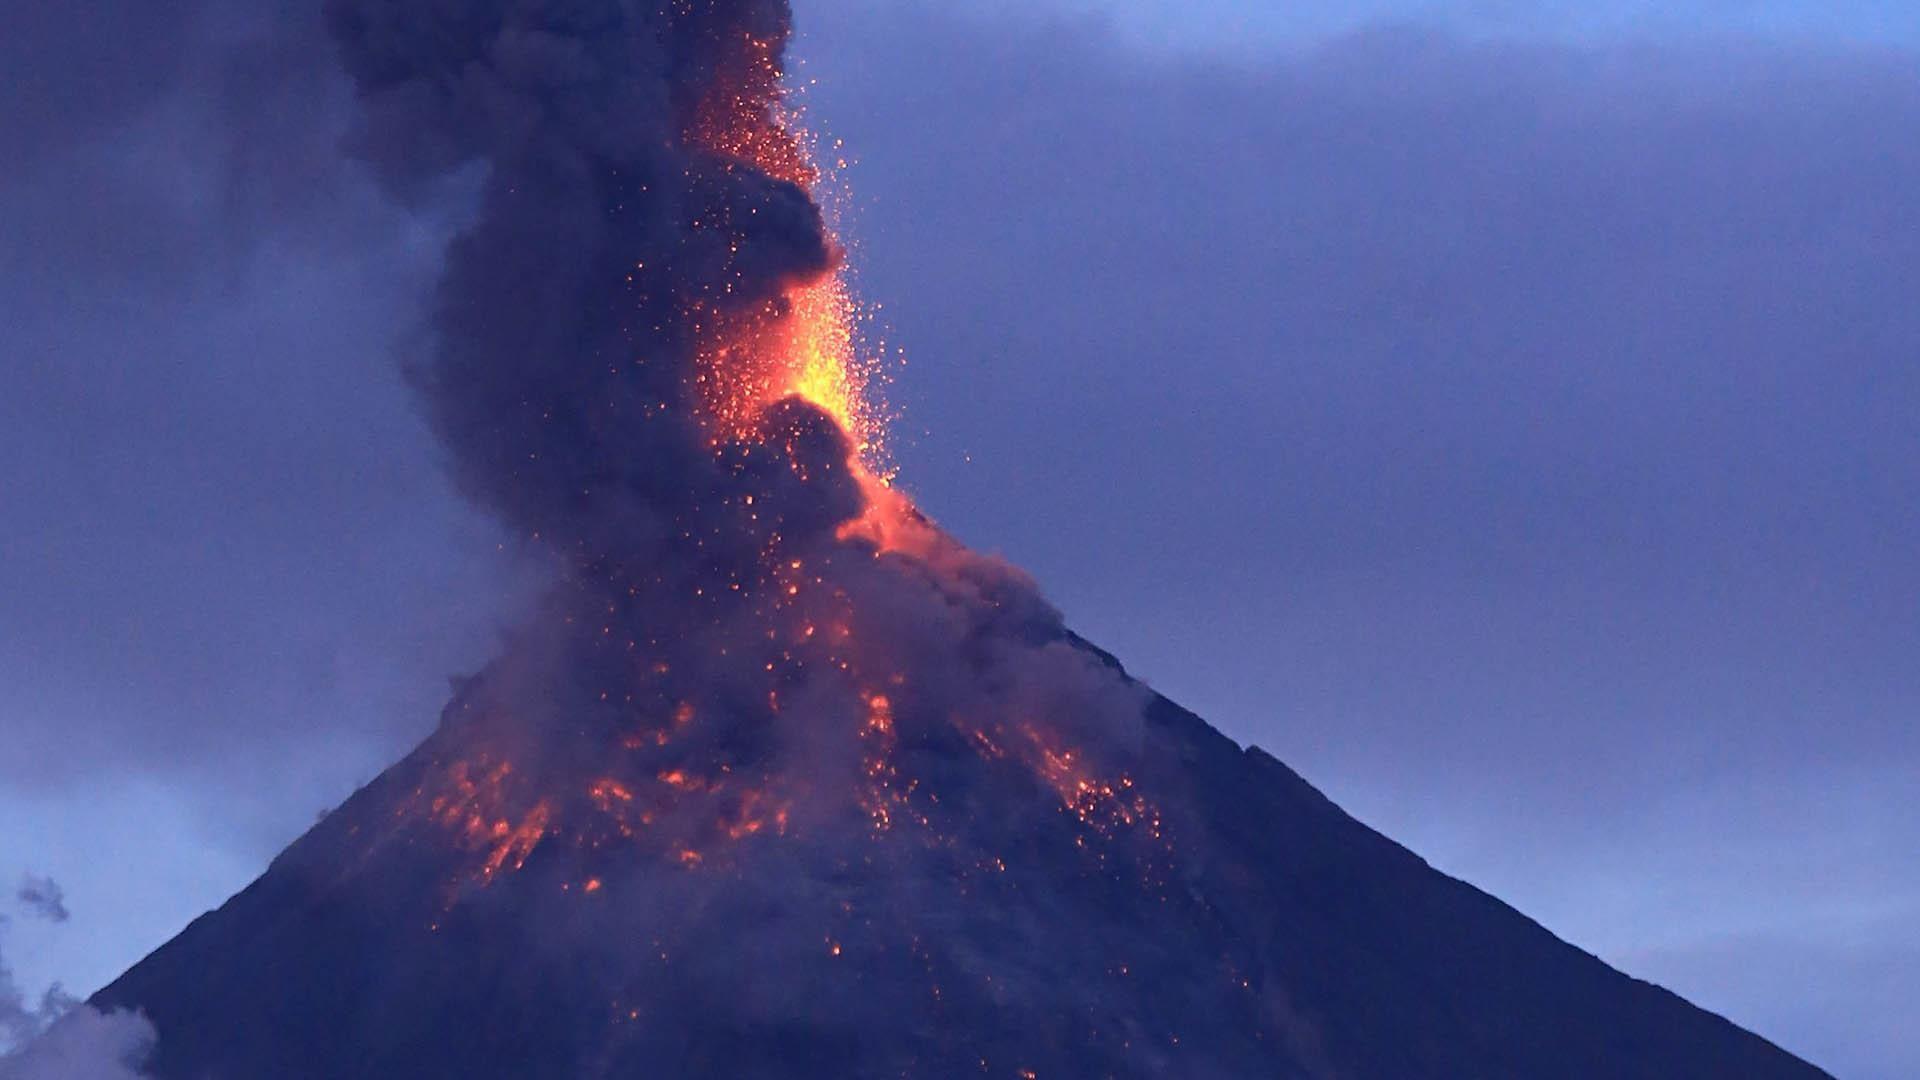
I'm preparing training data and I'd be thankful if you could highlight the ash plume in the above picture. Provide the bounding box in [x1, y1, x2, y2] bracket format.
[325, 0, 846, 570]
[320, 0, 1145, 823]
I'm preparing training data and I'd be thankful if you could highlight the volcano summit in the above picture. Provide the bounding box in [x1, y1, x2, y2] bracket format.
[90, 1, 1828, 1077]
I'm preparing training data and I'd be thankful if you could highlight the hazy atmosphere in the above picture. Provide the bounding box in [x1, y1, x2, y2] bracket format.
[3, 2, 1914, 1076]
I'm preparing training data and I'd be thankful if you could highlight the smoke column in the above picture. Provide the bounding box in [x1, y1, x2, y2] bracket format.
[329, 0, 853, 569]
[321, 0, 1150, 890]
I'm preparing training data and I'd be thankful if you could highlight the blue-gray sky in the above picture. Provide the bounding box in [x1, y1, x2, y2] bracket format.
[969, 0, 1920, 50]
[2, 2, 1914, 1076]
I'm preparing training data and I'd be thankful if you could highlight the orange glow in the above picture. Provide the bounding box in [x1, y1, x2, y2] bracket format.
[1019, 725, 1167, 848]
[479, 801, 552, 880]
[836, 470, 932, 555]
[859, 690, 919, 834]
[685, 34, 894, 482]
[721, 787, 792, 841]
[785, 274, 881, 459]
[658, 769, 701, 791]
[589, 779, 635, 809]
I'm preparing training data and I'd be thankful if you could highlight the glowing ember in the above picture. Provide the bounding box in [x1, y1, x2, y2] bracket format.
[687, 38, 893, 480]
[407, 759, 556, 884]
[785, 273, 883, 461]
[859, 692, 907, 833]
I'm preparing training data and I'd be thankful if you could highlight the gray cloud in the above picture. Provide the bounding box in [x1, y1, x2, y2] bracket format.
[0, 1006, 154, 1080]
[12, 882, 65, 927]
[1, 894, 151, 1077]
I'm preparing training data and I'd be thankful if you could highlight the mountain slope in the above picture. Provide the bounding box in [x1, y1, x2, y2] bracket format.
[97, 653, 1829, 1080]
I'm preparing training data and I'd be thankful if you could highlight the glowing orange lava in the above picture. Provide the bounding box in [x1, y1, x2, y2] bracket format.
[687, 34, 894, 484]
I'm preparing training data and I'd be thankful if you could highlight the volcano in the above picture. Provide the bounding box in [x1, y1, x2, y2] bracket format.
[97, 647, 1831, 1080]
[88, 1, 1828, 1077]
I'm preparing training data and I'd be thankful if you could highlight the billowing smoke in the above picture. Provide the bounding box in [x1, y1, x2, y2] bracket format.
[0, 1009, 154, 1080]
[325, 0, 850, 574]
[0, 951, 60, 1060]
[320, 0, 1148, 844]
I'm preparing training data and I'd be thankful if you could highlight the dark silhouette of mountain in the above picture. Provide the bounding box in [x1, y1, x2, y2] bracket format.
[97, 648, 1830, 1080]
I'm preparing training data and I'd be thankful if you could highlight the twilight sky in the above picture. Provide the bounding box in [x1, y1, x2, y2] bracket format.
[2, 2, 1914, 1076]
